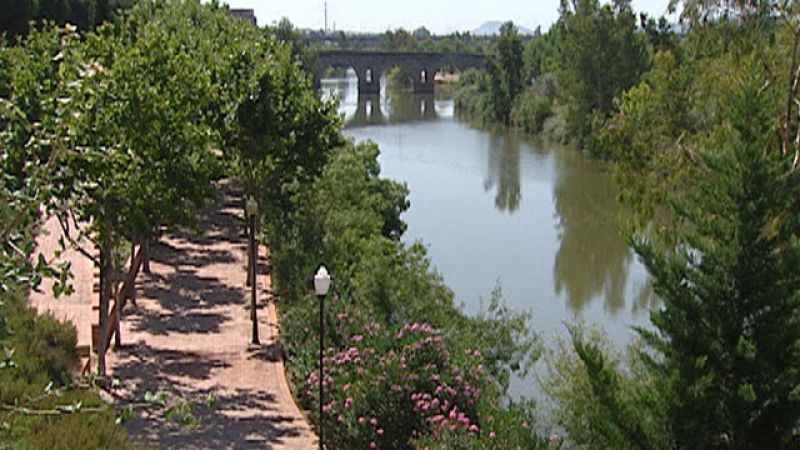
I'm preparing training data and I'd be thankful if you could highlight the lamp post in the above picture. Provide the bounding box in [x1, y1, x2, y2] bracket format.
[313, 265, 331, 450]
[246, 196, 260, 345]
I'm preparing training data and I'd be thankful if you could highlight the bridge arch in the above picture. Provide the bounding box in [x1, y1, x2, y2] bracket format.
[314, 51, 485, 96]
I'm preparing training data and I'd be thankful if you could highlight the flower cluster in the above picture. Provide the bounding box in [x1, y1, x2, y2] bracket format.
[296, 306, 495, 449]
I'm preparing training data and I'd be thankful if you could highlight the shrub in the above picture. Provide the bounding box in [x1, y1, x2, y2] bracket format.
[510, 89, 553, 135]
[453, 69, 493, 121]
[387, 66, 414, 89]
[0, 297, 77, 403]
[0, 295, 140, 449]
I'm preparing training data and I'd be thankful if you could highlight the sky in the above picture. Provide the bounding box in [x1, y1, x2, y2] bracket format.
[220, 0, 675, 34]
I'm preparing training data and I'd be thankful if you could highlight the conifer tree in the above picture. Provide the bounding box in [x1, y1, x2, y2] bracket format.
[632, 74, 800, 448]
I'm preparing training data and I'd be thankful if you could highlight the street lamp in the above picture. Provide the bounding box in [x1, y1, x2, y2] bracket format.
[314, 265, 331, 450]
[245, 196, 260, 345]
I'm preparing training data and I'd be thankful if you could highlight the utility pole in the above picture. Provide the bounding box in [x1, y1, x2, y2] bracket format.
[324, 1, 328, 34]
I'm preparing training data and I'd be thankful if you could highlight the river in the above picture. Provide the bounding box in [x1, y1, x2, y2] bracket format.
[322, 73, 656, 398]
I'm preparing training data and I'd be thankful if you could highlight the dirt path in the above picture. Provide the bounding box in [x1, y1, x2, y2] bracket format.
[33, 183, 316, 449]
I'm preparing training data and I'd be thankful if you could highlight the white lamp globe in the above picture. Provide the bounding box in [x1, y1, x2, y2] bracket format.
[314, 265, 331, 297]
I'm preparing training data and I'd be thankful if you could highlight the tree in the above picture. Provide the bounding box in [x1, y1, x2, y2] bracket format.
[384, 28, 417, 52]
[640, 13, 679, 54]
[268, 17, 316, 70]
[523, 27, 561, 82]
[634, 74, 800, 448]
[412, 26, 431, 40]
[558, 0, 649, 143]
[487, 21, 524, 124]
[553, 63, 800, 450]
[0, 0, 136, 40]
[668, 0, 800, 168]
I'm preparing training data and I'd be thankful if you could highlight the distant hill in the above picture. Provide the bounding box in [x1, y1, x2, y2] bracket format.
[472, 21, 534, 36]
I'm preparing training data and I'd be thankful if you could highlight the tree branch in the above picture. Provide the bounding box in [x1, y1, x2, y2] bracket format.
[56, 213, 99, 266]
[782, 27, 800, 158]
[0, 404, 108, 416]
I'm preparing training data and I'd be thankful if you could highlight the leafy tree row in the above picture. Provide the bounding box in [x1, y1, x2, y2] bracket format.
[454, 1, 654, 147]
[0, 0, 340, 445]
[0, 0, 136, 39]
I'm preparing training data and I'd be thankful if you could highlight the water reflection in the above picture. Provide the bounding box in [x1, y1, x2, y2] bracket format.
[346, 90, 439, 127]
[321, 74, 446, 127]
[351, 95, 388, 126]
[330, 74, 657, 329]
[551, 153, 655, 315]
[484, 131, 522, 213]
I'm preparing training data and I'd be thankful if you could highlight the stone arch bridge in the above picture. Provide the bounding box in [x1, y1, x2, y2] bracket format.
[314, 50, 486, 95]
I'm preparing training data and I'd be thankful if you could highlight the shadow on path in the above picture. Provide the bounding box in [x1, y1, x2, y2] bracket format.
[109, 183, 313, 449]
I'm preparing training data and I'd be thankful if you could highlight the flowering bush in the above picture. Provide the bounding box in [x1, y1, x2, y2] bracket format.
[297, 315, 495, 448]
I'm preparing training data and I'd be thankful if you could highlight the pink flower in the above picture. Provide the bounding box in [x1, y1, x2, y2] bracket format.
[370, 417, 378, 426]
[358, 416, 366, 425]
[370, 442, 376, 449]
[489, 431, 496, 438]
[549, 433, 561, 443]
[376, 428, 384, 436]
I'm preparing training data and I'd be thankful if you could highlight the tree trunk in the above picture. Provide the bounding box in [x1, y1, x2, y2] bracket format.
[97, 235, 112, 377]
[245, 204, 253, 287]
[128, 240, 137, 306]
[142, 238, 151, 274]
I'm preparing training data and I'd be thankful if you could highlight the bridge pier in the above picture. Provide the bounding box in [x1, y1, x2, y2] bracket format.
[412, 68, 435, 94]
[356, 66, 381, 95]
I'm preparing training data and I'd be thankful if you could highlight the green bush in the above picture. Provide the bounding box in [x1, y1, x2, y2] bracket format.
[0, 295, 140, 449]
[453, 69, 493, 121]
[510, 89, 553, 135]
[0, 298, 77, 403]
[387, 66, 414, 89]
[540, 106, 569, 144]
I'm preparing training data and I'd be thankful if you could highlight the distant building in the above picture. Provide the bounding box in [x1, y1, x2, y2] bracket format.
[230, 9, 257, 26]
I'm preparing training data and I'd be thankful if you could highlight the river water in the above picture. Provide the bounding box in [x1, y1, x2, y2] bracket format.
[323, 74, 656, 398]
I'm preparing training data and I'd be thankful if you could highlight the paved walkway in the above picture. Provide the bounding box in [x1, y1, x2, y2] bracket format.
[32, 184, 316, 449]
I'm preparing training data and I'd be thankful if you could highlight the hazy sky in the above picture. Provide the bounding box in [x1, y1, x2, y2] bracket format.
[221, 0, 674, 34]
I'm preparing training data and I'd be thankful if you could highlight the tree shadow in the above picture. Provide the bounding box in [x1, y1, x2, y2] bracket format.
[149, 240, 239, 268]
[122, 388, 306, 450]
[113, 343, 232, 386]
[135, 270, 245, 313]
[111, 182, 310, 449]
[129, 311, 230, 336]
[180, 208, 246, 248]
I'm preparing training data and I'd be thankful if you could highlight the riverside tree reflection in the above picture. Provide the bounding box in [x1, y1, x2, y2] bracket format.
[483, 131, 522, 213]
[551, 152, 654, 315]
